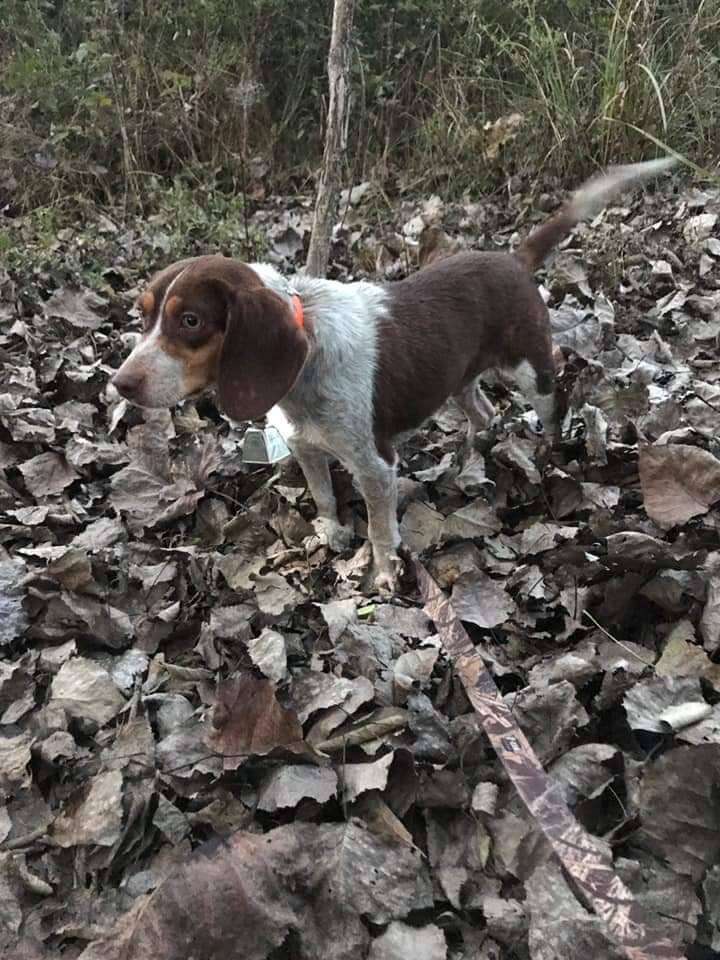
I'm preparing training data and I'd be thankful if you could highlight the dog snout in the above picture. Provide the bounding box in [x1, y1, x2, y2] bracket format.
[111, 367, 145, 402]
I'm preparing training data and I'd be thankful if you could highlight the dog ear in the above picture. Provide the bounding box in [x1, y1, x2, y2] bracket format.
[217, 288, 309, 422]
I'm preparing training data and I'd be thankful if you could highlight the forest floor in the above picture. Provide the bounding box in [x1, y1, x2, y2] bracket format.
[1, 168, 720, 959]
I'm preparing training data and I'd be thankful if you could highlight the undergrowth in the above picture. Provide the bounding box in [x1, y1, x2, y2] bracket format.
[0, 173, 267, 298]
[0, 0, 717, 215]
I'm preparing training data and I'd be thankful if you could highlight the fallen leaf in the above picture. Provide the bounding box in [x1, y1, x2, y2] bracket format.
[683, 213, 718, 243]
[51, 770, 124, 847]
[257, 764, 338, 811]
[442, 501, 501, 540]
[399, 501, 444, 553]
[526, 860, 623, 960]
[639, 443, 720, 529]
[511, 681, 589, 764]
[50, 657, 126, 726]
[247, 628, 288, 683]
[451, 571, 517, 629]
[637, 743, 720, 882]
[291, 672, 365, 724]
[252, 572, 302, 616]
[319, 598, 358, 642]
[393, 645, 439, 696]
[493, 437, 541, 484]
[0, 730, 33, 796]
[341, 752, 394, 803]
[0, 561, 28, 647]
[549, 744, 618, 803]
[701, 562, 720, 654]
[19, 452, 78, 497]
[655, 620, 720, 690]
[78, 821, 433, 960]
[43, 286, 107, 329]
[368, 921, 446, 960]
[483, 896, 527, 945]
[425, 810, 491, 908]
[207, 674, 304, 761]
[623, 676, 707, 733]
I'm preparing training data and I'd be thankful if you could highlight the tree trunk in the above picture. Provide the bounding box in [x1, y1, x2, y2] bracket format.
[305, 0, 355, 278]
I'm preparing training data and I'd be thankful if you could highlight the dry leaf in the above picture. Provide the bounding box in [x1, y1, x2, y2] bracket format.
[248, 628, 288, 683]
[43, 286, 107, 329]
[207, 674, 304, 760]
[341, 752, 394, 803]
[51, 770, 124, 847]
[19, 452, 78, 497]
[0, 730, 33, 796]
[78, 822, 432, 960]
[257, 764, 338, 811]
[623, 676, 707, 733]
[50, 657, 126, 726]
[451, 571, 517, 629]
[399, 501, 444, 553]
[639, 443, 720, 529]
[369, 921, 447, 960]
[637, 744, 720, 882]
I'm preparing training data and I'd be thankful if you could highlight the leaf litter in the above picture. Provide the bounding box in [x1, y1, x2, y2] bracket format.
[1, 172, 720, 958]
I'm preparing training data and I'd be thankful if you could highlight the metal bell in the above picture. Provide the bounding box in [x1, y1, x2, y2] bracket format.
[241, 426, 292, 465]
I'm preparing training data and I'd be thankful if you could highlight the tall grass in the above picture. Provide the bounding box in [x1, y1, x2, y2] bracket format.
[436, 0, 720, 183]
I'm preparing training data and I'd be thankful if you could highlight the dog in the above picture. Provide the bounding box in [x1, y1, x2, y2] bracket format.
[111, 157, 675, 592]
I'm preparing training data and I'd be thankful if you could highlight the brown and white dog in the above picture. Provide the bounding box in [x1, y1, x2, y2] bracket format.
[112, 158, 675, 591]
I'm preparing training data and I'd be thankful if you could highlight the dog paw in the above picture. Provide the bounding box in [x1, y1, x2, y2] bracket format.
[373, 553, 404, 595]
[310, 517, 355, 553]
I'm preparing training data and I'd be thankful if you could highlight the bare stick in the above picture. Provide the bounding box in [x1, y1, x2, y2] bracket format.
[306, 0, 355, 277]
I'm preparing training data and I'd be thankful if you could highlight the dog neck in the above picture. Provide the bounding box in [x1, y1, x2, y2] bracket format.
[247, 263, 386, 432]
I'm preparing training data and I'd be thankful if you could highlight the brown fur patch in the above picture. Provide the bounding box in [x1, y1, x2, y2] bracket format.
[158, 332, 224, 393]
[165, 295, 182, 321]
[137, 291, 155, 315]
[373, 251, 556, 462]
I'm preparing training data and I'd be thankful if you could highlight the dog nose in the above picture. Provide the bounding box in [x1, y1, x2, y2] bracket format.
[111, 368, 144, 401]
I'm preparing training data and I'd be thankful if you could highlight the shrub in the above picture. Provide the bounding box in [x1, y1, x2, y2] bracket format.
[0, 0, 717, 213]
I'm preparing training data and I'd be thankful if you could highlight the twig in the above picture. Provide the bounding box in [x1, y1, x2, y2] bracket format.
[583, 611, 655, 668]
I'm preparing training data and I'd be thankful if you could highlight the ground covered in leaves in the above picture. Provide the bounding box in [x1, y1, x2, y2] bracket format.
[1, 172, 720, 959]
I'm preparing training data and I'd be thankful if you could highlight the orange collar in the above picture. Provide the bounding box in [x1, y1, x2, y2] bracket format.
[291, 294, 304, 329]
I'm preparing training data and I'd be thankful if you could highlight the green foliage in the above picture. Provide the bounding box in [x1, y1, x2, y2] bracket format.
[0, 172, 267, 297]
[0, 0, 717, 211]
[145, 175, 267, 260]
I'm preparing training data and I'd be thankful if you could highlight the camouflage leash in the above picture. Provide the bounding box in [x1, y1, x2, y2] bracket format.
[415, 560, 684, 960]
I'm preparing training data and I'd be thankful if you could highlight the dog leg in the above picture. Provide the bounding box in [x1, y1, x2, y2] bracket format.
[455, 379, 496, 447]
[352, 454, 402, 593]
[512, 360, 560, 441]
[291, 440, 354, 551]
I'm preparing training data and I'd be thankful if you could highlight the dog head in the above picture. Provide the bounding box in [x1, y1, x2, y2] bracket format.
[111, 255, 309, 420]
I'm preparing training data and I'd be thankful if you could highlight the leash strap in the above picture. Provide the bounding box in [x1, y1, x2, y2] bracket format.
[414, 560, 684, 960]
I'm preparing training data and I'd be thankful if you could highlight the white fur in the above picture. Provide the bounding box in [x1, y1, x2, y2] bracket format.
[266, 404, 296, 443]
[114, 319, 186, 407]
[249, 262, 384, 466]
[249, 263, 401, 584]
[512, 359, 557, 437]
[114, 266, 191, 407]
[569, 157, 677, 222]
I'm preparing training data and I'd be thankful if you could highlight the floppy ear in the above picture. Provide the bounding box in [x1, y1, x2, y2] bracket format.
[217, 288, 309, 422]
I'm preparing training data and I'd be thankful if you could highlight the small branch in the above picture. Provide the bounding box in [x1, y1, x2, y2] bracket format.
[583, 611, 655, 668]
[306, 0, 356, 278]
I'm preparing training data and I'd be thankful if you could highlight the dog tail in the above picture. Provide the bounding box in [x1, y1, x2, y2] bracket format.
[516, 156, 677, 272]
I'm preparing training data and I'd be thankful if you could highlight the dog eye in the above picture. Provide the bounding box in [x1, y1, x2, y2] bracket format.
[181, 313, 201, 330]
